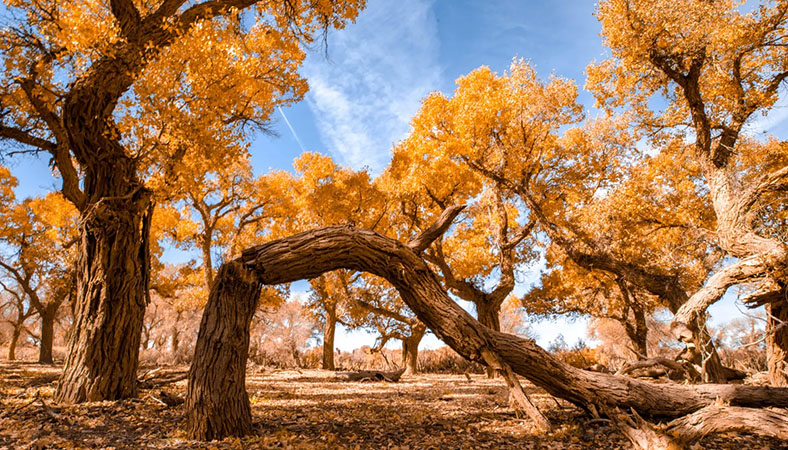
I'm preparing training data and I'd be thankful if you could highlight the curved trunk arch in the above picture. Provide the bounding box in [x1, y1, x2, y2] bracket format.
[185, 225, 788, 441]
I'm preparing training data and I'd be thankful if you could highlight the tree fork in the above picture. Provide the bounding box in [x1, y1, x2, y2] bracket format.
[186, 224, 788, 440]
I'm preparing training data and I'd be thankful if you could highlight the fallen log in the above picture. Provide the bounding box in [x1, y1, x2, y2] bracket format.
[339, 368, 406, 382]
[606, 403, 788, 450]
[185, 222, 788, 441]
[617, 357, 690, 381]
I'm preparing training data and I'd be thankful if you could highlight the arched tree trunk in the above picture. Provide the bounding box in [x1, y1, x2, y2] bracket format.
[38, 305, 57, 364]
[8, 327, 20, 361]
[322, 301, 337, 370]
[766, 301, 788, 386]
[186, 225, 788, 440]
[185, 261, 261, 441]
[56, 159, 153, 403]
[402, 323, 426, 375]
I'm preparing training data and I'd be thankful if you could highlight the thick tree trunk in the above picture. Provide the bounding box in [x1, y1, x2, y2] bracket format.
[402, 324, 426, 375]
[8, 328, 20, 361]
[38, 306, 57, 364]
[187, 226, 788, 440]
[477, 300, 501, 378]
[185, 261, 261, 441]
[322, 302, 336, 370]
[56, 159, 153, 403]
[766, 301, 788, 386]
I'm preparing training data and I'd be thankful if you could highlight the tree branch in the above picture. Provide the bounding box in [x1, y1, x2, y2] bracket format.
[407, 204, 465, 253]
[0, 124, 55, 151]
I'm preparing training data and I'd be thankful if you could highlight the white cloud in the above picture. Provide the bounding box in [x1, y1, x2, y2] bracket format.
[302, 0, 441, 173]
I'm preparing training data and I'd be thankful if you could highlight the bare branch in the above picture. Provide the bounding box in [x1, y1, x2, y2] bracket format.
[0, 124, 55, 151]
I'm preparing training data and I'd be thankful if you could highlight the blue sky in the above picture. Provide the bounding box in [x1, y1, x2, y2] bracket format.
[7, 0, 788, 351]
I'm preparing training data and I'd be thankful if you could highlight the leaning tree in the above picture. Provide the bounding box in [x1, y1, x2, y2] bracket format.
[185, 210, 788, 448]
[0, 0, 364, 402]
[590, 0, 788, 385]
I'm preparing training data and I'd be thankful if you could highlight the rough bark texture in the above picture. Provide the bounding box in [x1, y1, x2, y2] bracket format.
[187, 225, 788, 440]
[56, 163, 153, 403]
[477, 301, 502, 378]
[767, 301, 788, 386]
[185, 261, 261, 441]
[322, 301, 337, 371]
[38, 306, 57, 364]
[610, 404, 788, 450]
[402, 323, 426, 375]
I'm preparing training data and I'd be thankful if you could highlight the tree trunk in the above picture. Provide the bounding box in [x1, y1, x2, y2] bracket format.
[187, 226, 788, 440]
[623, 307, 649, 358]
[171, 328, 180, 356]
[322, 302, 336, 370]
[38, 306, 57, 364]
[477, 300, 501, 378]
[402, 324, 426, 375]
[8, 327, 20, 361]
[766, 301, 788, 386]
[56, 159, 153, 403]
[172, 310, 183, 356]
[185, 261, 261, 441]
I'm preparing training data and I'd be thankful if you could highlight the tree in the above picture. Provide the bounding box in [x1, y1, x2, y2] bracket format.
[156, 158, 285, 288]
[590, 0, 788, 385]
[308, 270, 353, 370]
[525, 256, 658, 358]
[343, 274, 428, 374]
[0, 285, 36, 360]
[0, 0, 363, 401]
[398, 60, 732, 381]
[249, 298, 316, 368]
[186, 220, 788, 445]
[0, 169, 78, 364]
[384, 92, 539, 377]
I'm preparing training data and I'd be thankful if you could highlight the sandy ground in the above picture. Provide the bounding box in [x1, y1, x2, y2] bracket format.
[0, 362, 783, 449]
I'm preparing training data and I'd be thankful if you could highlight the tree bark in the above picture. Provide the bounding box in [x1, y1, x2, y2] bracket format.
[187, 226, 788, 440]
[766, 301, 788, 386]
[622, 315, 648, 358]
[185, 261, 261, 441]
[38, 305, 57, 364]
[322, 301, 336, 371]
[56, 158, 154, 403]
[477, 300, 501, 378]
[8, 327, 20, 361]
[402, 324, 426, 375]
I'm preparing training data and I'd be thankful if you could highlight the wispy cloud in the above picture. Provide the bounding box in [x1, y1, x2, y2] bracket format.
[302, 0, 441, 173]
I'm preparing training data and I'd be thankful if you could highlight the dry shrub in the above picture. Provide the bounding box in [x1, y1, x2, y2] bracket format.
[333, 346, 399, 371]
[417, 347, 484, 373]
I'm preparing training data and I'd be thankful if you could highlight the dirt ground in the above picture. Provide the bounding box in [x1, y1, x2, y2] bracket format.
[0, 362, 784, 449]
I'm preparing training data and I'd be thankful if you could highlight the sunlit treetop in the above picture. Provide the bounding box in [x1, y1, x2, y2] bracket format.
[0, 0, 364, 207]
[588, 0, 788, 153]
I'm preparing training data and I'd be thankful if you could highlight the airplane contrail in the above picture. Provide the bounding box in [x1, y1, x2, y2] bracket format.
[277, 107, 307, 154]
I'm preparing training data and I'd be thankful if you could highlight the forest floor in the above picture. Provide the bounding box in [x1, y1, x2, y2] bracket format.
[0, 362, 784, 449]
